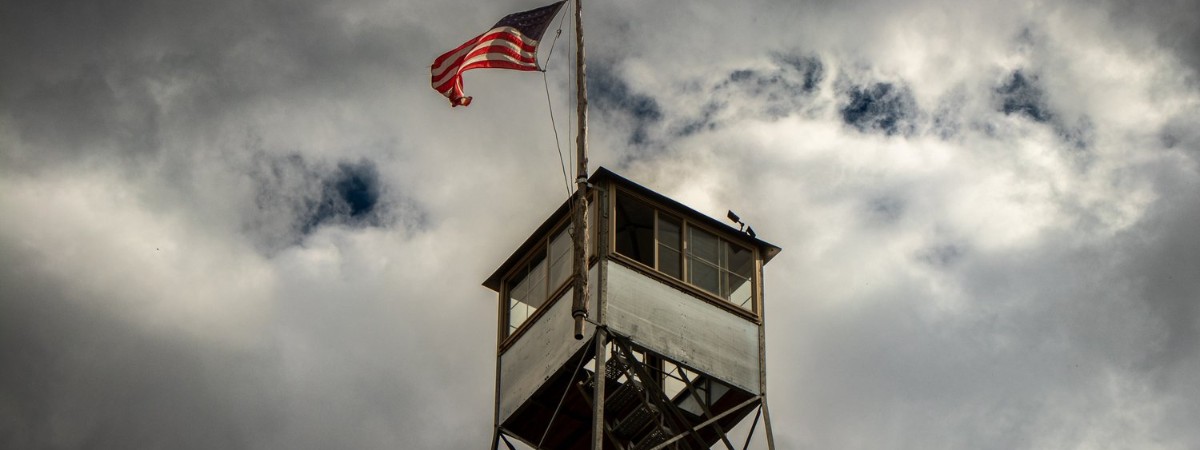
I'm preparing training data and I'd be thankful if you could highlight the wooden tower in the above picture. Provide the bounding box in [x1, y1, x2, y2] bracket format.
[485, 167, 782, 450]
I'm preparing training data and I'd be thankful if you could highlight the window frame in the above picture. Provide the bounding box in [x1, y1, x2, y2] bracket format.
[502, 228, 559, 338]
[500, 193, 599, 342]
[610, 188, 760, 318]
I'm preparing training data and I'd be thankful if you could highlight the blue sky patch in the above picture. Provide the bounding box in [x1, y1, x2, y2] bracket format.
[840, 82, 917, 136]
[997, 70, 1051, 123]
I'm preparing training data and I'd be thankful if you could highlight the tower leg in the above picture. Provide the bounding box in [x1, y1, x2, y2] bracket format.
[591, 327, 607, 450]
[740, 405, 762, 450]
[761, 398, 776, 450]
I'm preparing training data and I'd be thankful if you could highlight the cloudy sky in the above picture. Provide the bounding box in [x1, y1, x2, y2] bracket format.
[3, 0, 1199, 448]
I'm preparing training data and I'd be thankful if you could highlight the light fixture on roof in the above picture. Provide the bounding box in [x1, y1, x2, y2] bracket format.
[727, 210, 745, 231]
[727, 210, 755, 238]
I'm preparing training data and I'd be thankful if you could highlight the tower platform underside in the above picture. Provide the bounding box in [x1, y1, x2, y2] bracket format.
[500, 331, 762, 450]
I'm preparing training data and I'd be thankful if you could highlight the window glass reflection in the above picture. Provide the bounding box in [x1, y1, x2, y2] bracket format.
[611, 190, 758, 313]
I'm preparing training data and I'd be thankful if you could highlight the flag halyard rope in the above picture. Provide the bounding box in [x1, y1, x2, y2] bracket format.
[539, 2, 574, 201]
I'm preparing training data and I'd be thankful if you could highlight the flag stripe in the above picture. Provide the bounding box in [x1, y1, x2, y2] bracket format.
[431, 34, 538, 85]
[432, 43, 539, 89]
[431, 32, 539, 88]
[432, 27, 538, 75]
[429, 2, 564, 107]
[432, 59, 537, 94]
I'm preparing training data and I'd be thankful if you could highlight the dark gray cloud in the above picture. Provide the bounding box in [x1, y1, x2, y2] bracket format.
[589, 52, 826, 152]
[703, 54, 825, 124]
[3, 0, 1200, 449]
[1106, 0, 1200, 77]
[0, 236, 281, 449]
[1, 1, 456, 448]
[1121, 167, 1200, 374]
[589, 63, 663, 146]
[0, 0, 425, 172]
[994, 70, 1095, 150]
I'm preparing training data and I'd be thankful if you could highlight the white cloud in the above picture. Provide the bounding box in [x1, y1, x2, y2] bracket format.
[2, 0, 1199, 448]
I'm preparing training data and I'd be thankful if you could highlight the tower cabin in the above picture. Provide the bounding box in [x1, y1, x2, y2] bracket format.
[484, 168, 781, 450]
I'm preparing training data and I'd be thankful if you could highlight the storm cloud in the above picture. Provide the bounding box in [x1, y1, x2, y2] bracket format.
[2, 0, 1199, 449]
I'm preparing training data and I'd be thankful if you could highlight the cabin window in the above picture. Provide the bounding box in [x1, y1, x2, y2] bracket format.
[613, 191, 757, 312]
[502, 190, 601, 338]
[725, 242, 754, 309]
[614, 192, 655, 267]
[505, 224, 577, 335]
[657, 214, 682, 280]
[687, 226, 720, 296]
[506, 249, 546, 335]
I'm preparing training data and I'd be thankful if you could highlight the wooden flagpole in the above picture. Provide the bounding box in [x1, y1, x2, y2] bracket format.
[567, 1, 608, 449]
[570, 0, 589, 339]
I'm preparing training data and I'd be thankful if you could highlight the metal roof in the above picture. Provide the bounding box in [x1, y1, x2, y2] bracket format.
[482, 167, 782, 292]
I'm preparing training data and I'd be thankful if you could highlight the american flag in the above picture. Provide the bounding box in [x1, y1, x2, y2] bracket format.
[431, 1, 565, 107]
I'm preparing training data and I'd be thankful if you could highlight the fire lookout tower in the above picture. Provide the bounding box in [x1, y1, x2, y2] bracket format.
[485, 168, 781, 450]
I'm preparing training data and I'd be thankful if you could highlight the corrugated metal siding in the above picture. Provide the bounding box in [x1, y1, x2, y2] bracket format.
[605, 262, 761, 394]
[498, 265, 599, 423]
